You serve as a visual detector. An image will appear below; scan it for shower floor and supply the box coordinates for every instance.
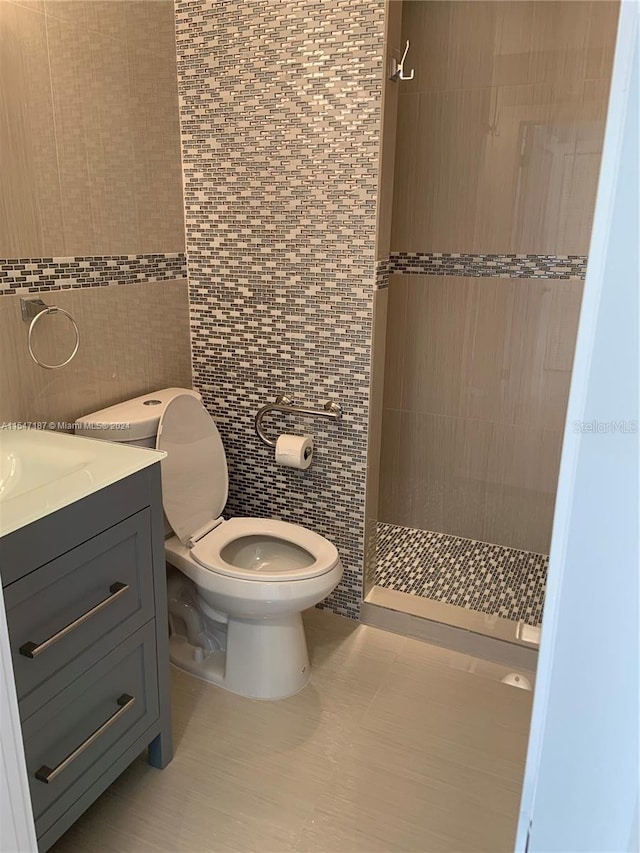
[375,522,547,626]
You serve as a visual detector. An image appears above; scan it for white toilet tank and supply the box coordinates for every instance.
[74,387,201,447]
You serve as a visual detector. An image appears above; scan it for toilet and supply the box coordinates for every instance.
[75,388,343,700]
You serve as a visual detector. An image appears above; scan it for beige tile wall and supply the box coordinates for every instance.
[375,0,618,554]
[0,0,185,258]
[0,280,192,426]
[390,0,619,255]
[379,274,583,554]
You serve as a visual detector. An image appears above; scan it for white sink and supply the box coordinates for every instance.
[0,432,93,501]
[0,428,165,537]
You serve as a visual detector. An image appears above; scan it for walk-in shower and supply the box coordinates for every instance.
[365,0,619,643]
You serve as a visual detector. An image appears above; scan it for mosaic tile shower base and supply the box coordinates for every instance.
[375,522,547,626]
[175,0,385,618]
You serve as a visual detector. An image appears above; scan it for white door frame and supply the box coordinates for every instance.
[516,1,639,850]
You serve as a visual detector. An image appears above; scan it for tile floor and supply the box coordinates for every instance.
[376,523,548,626]
[51,608,534,853]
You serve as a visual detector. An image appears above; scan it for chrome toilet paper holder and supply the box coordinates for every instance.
[254,395,343,448]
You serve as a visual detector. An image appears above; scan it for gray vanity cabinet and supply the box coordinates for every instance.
[0,464,172,852]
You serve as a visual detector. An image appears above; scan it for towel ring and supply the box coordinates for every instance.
[27,306,80,370]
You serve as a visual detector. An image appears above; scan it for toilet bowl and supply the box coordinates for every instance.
[76,389,343,700]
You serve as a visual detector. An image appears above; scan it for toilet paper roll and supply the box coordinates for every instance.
[275,434,314,470]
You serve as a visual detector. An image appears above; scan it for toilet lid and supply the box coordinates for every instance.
[156,394,228,545]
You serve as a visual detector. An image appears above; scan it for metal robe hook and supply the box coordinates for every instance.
[390,40,415,82]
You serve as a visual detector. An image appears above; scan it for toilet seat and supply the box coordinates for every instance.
[191,517,340,582]
[156,394,340,585]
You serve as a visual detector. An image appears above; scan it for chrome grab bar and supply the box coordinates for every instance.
[35,694,135,784]
[19,582,129,659]
[255,395,342,448]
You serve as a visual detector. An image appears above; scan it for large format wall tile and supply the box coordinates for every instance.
[0,1,190,439]
[407,86,493,254]
[128,36,186,255]
[390,275,582,430]
[392,79,610,255]
[482,419,561,553]
[391,0,618,256]
[46,12,137,255]
[386,91,419,251]
[398,1,535,95]
[175,0,385,618]
[0,0,184,257]
[379,274,582,553]
[379,1,618,553]
[379,408,562,554]
[0,280,192,426]
[399,1,617,99]
[0,2,64,257]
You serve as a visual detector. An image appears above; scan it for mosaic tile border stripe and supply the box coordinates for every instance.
[0,253,187,296]
[375,522,547,626]
[375,257,391,290]
[388,252,587,280]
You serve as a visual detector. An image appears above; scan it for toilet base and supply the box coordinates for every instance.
[169,611,311,700]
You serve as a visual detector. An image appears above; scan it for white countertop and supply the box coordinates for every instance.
[0,428,165,538]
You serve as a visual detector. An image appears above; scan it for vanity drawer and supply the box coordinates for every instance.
[4,509,155,703]
[24,622,159,836]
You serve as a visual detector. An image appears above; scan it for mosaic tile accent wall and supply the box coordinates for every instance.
[175,0,385,618]
[389,252,587,281]
[0,254,187,296]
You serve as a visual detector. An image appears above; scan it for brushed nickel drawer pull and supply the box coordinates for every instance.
[35,693,135,784]
[19,582,129,659]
